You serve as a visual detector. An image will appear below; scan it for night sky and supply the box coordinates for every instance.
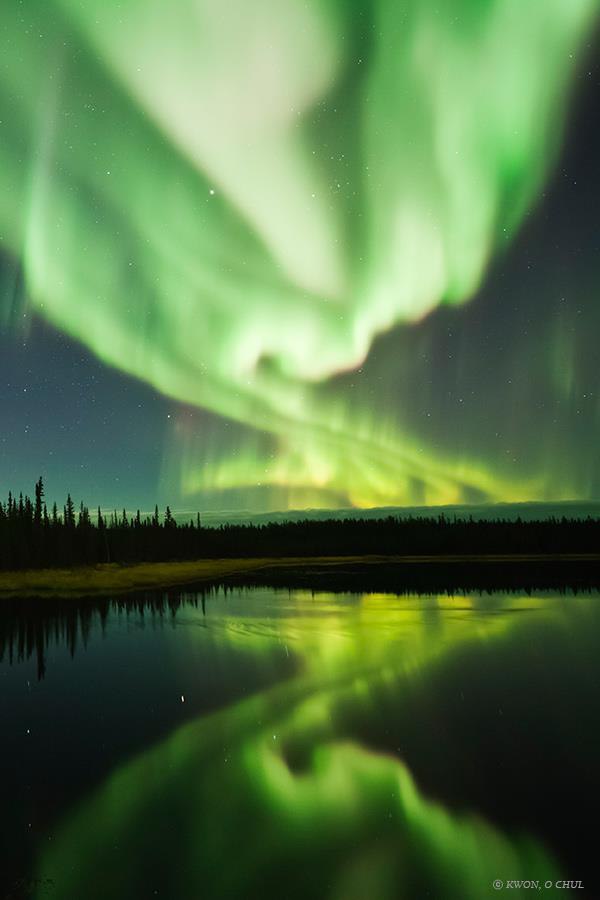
[0,1,598,514]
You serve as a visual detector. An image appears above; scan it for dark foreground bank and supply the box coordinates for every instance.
[1,553,600,598]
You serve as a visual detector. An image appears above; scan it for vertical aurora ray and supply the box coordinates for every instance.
[0,0,596,508]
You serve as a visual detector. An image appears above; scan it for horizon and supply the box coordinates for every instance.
[4,478,600,526]
[129,499,600,526]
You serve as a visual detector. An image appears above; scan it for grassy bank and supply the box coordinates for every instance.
[0,558,279,598]
[0,554,599,598]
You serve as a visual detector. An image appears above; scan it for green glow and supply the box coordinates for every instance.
[0,1,596,507]
[35,592,566,898]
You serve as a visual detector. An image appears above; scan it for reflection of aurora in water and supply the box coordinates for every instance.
[1,1,598,508]
[35,591,588,899]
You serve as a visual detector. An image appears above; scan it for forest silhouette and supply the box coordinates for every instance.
[1,478,599,571]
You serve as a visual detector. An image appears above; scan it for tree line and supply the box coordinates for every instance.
[0,478,599,570]
[0,478,199,569]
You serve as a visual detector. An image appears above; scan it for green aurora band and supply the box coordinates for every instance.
[0,0,597,508]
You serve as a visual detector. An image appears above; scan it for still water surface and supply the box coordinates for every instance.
[1,588,598,899]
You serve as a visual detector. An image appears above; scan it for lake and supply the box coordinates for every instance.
[1,587,598,899]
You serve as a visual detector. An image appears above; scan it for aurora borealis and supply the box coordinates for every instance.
[0,1,599,511]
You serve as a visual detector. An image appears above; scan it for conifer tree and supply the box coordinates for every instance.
[64,494,75,529]
[34,476,44,525]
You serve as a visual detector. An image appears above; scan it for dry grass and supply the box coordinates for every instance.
[0,553,596,598]
[0,558,277,598]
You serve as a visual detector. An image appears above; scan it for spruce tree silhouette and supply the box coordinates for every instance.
[0,480,599,578]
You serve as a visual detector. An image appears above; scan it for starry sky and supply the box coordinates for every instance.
[0,1,598,514]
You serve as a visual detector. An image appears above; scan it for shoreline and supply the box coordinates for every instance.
[1,554,600,598]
